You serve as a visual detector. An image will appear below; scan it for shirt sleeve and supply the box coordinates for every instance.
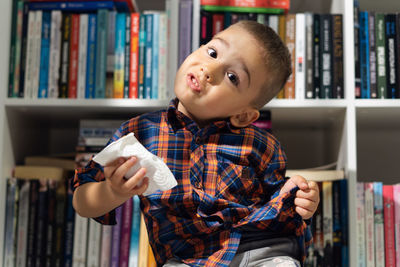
[71,119,133,225]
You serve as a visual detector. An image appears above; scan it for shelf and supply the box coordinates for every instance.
[355,100,400,130]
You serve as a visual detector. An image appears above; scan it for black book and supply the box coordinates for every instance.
[319,14,333,99]
[384,14,398,98]
[313,14,321,98]
[59,13,71,98]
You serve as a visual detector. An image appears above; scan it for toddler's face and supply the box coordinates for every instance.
[174,25,268,127]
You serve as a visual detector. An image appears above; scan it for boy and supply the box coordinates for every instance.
[72,21,319,266]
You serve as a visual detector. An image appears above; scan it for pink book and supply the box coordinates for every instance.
[393,184,400,267]
[118,198,133,267]
[383,185,396,267]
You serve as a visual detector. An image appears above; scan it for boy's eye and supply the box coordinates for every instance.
[227,73,239,86]
[207,48,217,58]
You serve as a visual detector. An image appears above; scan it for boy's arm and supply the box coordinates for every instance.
[72,156,148,219]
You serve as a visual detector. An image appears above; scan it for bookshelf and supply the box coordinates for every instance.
[0,0,399,266]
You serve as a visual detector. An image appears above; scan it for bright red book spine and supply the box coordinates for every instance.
[129,13,139,98]
[383,185,396,267]
[68,14,79,98]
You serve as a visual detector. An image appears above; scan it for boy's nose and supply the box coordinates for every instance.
[200,64,222,83]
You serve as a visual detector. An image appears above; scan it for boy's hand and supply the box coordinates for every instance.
[103,156,149,199]
[279,175,320,220]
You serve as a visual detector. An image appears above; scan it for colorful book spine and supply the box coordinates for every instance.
[123,14,131,98]
[95,9,109,98]
[384,14,398,99]
[59,13,71,98]
[68,14,79,98]
[113,12,126,98]
[364,182,375,267]
[383,185,396,267]
[295,13,306,100]
[319,14,332,99]
[48,10,62,98]
[129,196,141,266]
[38,11,51,98]
[151,12,160,99]
[332,14,344,99]
[138,14,146,99]
[106,10,116,98]
[144,13,153,99]
[158,13,168,100]
[375,13,387,99]
[129,13,140,98]
[284,14,295,99]
[32,10,43,99]
[373,182,385,267]
[110,206,122,267]
[86,14,97,98]
[359,11,370,99]
[368,12,377,98]
[305,12,314,99]
[77,13,88,99]
[393,184,400,267]
[192,0,201,51]
[28,1,115,11]
[119,198,133,267]
[356,182,366,267]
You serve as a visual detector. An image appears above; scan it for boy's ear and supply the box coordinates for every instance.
[230,109,260,128]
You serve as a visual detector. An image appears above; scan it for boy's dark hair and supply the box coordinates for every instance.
[234,20,292,109]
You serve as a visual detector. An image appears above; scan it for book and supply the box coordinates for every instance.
[331,14,343,99]
[332,180,342,267]
[35,179,49,266]
[3,178,18,267]
[178,0,193,66]
[192,0,201,51]
[285,169,344,182]
[151,12,160,100]
[359,11,370,99]
[373,182,385,267]
[283,13,295,99]
[368,12,377,98]
[18,2,30,98]
[86,13,97,98]
[384,14,398,99]
[38,11,51,98]
[200,0,290,10]
[77,13,88,99]
[305,12,314,99]
[123,13,131,98]
[14,165,65,180]
[158,12,168,100]
[53,180,67,266]
[374,13,387,99]
[8,0,19,98]
[119,198,133,267]
[48,10,62,98]
[72,214,89,267]
[68,14,80,98]
[393,184,400,267]
[95,9,109,98]
[313,13,321,98]
[86,219,102,267]
[319,14,332,99]
[353,2,361,98]
[144,13,153,99]
[294,13,306,100]
[100,225,113,267]
[12,0,25,98]
[26,180,39,267]
[16,180,30,267]
[339,179,348,267]
[364,182,375,267]
[59,13,71,98]
[113,12,126,98]
[166,0,180,97]
[356,182,366,267]
[382,185,396,267]
[110,206,122,267]
[138,13,146,99]
[129,12,140,98]
[322,181,333,267]
[28,1,116,11]
[106,10,116,98]
[138,213,149,267]
[25,155,76,170]
[129,195,141,266]
[64,180,76,267]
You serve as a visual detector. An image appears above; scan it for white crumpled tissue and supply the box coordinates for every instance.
[93,132,177,196]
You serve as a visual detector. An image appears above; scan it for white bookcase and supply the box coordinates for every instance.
[0,0,399,266]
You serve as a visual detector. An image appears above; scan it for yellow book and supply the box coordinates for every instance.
[13,165,65,180]
[138,214,149,267]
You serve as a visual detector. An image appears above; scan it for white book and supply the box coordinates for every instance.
[268,15,279,33]
[72,214,88,267]
[373,182,385,267]
[86,218,102,267]
[322,181,333,253]
[48,10,62,98]
[158,12,168,100]
[305,13,314,98]
[356,182,366,267]
[364,183,375,267]
[77,14,88,99]
[24,11,36,99]
[4,178,18,267]
[165,0,179,99]
[295,13,306,100]
[16,180,30,267]
[191,0,200,52]
[31,10,43,99]
[100,225,113,267]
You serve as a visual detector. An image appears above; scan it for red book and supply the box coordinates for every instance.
[383,185,396,267]
[129,13,139,98]
[212,13,224,36]
[68,14,79,98]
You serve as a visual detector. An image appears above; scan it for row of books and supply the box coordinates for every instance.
[356,182,400,267]
[7,2,173,100]
[200,10,344,99]
[354,10,400,99]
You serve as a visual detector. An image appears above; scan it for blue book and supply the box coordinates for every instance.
[28,1,114,11]
[114,12,126,98]
[144,13,153,99]
[339,179,349,267]
[129,195,141,266]
[95,9,108,98]
[359,11,371,99]
[38,11,51,98]
[123,14,131,98]
[138,14,147,99]
[86,14,97,98]
[151,12,159,99]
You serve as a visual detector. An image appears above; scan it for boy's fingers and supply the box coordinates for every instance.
[111,157,137,182]
[131,177,149,195]
[122,167,147,190]
[296,188,319,202]
[289,175,309,190]
[295,206,313,220]
[294,197,316,212]
[104,157,126,179]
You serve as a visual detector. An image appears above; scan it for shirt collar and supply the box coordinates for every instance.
[166,98,241,134]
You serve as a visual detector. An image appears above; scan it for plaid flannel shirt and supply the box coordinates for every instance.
[73,98,312,266]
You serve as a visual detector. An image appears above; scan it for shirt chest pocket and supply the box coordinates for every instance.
[216,162,260,205]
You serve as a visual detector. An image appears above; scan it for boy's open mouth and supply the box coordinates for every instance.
[187,73,201,93]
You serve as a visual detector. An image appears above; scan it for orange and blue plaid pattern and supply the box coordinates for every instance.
[73,98,312,266]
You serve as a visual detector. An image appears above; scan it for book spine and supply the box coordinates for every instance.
[364,182,375,267]
[332,181,342,267]
[32,10,43,99]
[295,13,306,100]
[284,14,295,99]
[24,11,36,99]
[16,180,30,267]
[100,225,113,267]
[158,13,168,100]
[18,2,29,98]
[45,180,56,267]
[106,10,116,98]
[53,181,66,266]
[313,182,324,261]
[383,185,396,267]
[7,0,18,97]
[268,15,279,33]
[359,11,370,99]
[339,179,349,267]
[332,14,344,99]
[319,14,332,99]
[396,14,400,98]
[38,11,51,98]
[86,14,97,99]
[313,14,320,99]
[64,181,76,267]
[3,178,18,267]
[373,182,385,267]
[151,12,160,99]
[165,0,180,98]
[110,206,122,267]
[86,219,102,267]
[305,13,314,99]
[26,180,39,267]
[114,12,126,98]
[28,1,115,11]
[368,12,377,98]
[119,199,133,267]
[138,14,146,99]
[276,14,286,99]
[322,181,333,267]
[375,13,387,99]
[48,10,62,98]
[68,14,79,98]
[72,214,88,267]
[393,184,400,267]
[191,0,201,51]
[385,14,397,99]
[129,13,140,98]
[178,0,193,66]
[129,196,141,266]
[59,13,71,98]
[77,14,88,99]
[95,9,108,98]
[123,14,131,98]
[356,182,366,267]
[199,10,212,45]
[144,13,153,99]
[13,1,24,98]
[35,180,49,267]
[354,3,361,98]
